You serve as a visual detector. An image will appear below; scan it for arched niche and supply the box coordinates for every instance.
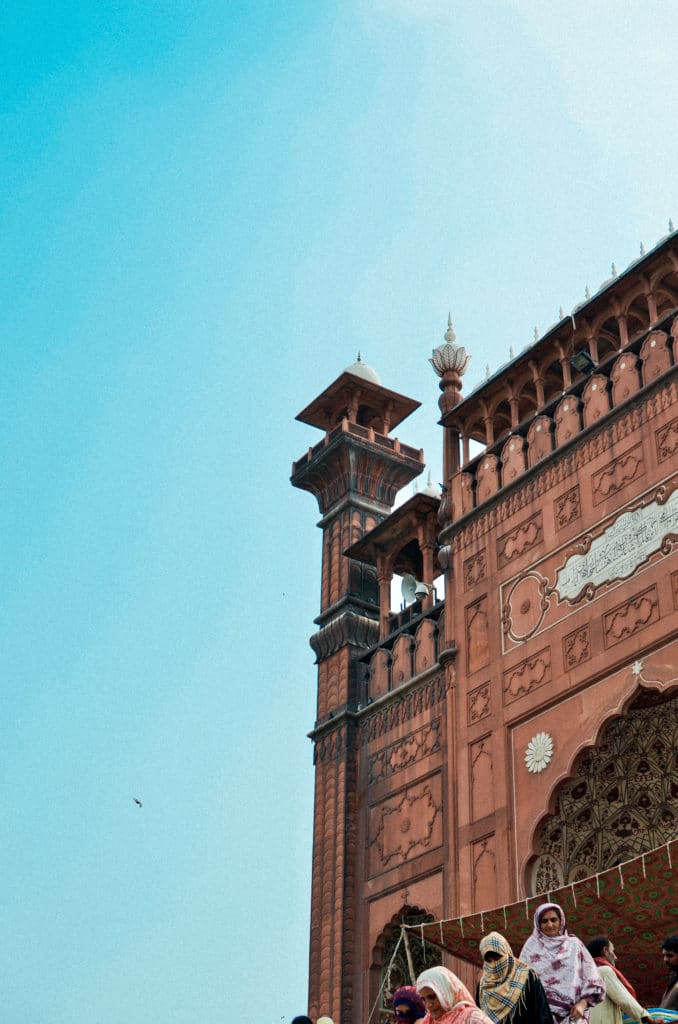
[526,689,678,895]
[371,906,442,1024]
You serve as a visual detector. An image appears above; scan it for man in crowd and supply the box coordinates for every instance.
[660,936,678,1011]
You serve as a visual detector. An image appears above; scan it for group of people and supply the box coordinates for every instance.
[390,903,678,1024]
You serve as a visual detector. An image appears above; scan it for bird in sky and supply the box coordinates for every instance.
[133,798,143,807]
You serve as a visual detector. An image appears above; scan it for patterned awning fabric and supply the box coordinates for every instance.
[403,841,678,1006]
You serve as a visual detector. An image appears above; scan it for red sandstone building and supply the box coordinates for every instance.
[291,232,678,1023]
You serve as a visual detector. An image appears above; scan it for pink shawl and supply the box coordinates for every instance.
[416,967,494,1024]
[518,902,604,1023]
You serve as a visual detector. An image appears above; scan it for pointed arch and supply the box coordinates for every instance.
[526,688,678,894]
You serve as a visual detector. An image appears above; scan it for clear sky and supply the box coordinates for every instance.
[1,2,677,1021]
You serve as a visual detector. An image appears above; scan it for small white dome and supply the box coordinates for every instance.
[421,471,441,498]
[345,352,381,385]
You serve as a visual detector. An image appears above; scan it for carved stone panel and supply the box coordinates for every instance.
[472,834,497,911]
[531,694,678,889]
[369,775,443,875]
[610,352,642,406]
[562,624,591,671]
[503,647,551,705]
[640,330,671,385]
[591,443,645,506]
[464,549,487,591]
[527,415,554,467]
[554,485,581,530]
[470,738,494,821]
[582,374,611,428]
[501,435,526,487]
[368,719,442,785]
[497,512,543,569]
[502,571,549,642]
[476,454,500,506]
[603,584,660,648]
[467,681,491,726]
[554,395,581,447]
[656,416,678,464]
[466,596,490,675]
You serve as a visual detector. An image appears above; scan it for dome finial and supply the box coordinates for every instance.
[670,218,675,233]
[429,313,470,413]
[585,285,591,299]
[640,241,646,256]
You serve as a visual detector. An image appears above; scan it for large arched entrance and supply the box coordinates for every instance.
[372,907,442,1024]
[528,690,678,894]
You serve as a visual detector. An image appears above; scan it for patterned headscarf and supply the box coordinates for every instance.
[416,966,475,1011]
[478,932,532,1022]
[393,985,427,1020]
[518,903,604,1022]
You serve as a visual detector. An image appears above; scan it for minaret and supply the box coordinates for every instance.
[291,356,424,1023]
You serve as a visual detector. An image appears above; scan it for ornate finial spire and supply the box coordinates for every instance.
[640,241,646,256]
[611,262,617,277]
[585,285,591,299]
[509,345,514,359]
[670,218,675,233]
[429,313,470,414]
[533,326,539,342]
[559,306,564,320]
[486,364,491,379]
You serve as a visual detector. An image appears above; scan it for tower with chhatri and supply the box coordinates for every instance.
[292,231,678,1024]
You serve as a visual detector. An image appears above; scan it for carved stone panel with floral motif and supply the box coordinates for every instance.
[368,719,442,785]
[503,647,551,705]
[656,416,678,464]
[464,549,487,591]
[467,681,491,725]
[369,775,443,875]
[497,512,543,570]
[591,443,645,506]
[603,584,660,648]
[562,624,591,670]
[555,486,581,530]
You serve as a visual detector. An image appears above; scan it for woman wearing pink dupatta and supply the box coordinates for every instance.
[518,902,604,1024]
[416,966,494,1024]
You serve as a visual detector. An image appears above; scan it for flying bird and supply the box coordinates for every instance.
[133,798,143,807]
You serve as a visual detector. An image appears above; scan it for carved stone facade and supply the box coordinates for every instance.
[530,693,678,891]
[292,237,678,1024]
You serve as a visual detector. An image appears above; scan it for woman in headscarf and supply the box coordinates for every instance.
[478,931,554,1024]
[416,965,493,1024]
[518,903,604,1023]
[392,985,427,1022]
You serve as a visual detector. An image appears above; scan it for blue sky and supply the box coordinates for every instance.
[1,2,677,1021]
